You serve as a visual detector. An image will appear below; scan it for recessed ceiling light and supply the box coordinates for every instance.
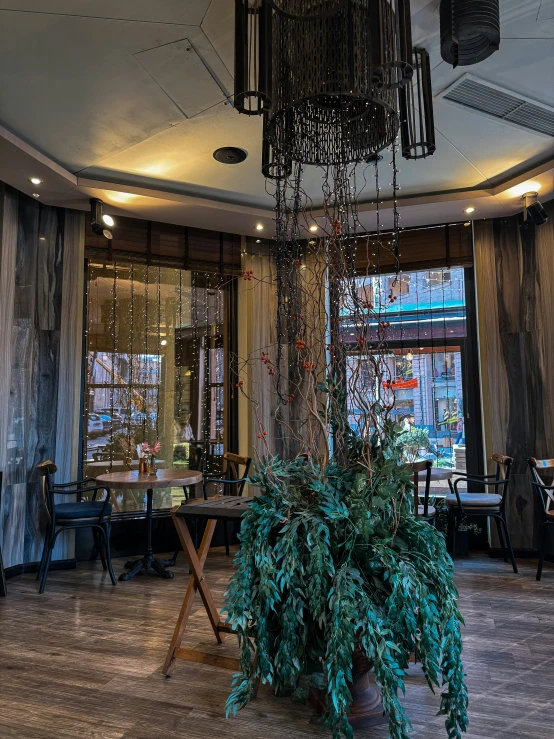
[160,339,168,346]
[255,239,261,243]
[255,223,264,231]
[213,147,248,164]
[30,177,42,185]
[32,193,40,198]
[309,224,318,232]
[464,206,475,214]
[506,181,542,198]
[102,214,115,227]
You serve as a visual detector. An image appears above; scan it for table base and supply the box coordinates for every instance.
[120,553,175,581]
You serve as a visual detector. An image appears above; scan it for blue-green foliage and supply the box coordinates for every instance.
[224,425,468,739]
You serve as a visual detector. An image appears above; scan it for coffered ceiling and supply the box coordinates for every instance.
[0,0,552,236]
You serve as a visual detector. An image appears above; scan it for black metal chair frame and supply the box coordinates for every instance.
[202,453,252,555]
[528,458,554,581]
[447,454,517,573]
[0,471,6,597]
[410,459,435,523]
[37,462,117,593]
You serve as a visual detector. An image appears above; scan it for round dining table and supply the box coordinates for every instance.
[95,469,203,581]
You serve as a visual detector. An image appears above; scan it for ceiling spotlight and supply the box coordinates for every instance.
[90,198,114,239]
[160,339,168,346]
[464,206,475,214]
[255,223,264,231]
[102,214,115,227]
[32,193,40,198]
[255,239,261,243]
[523,192,548,227]
[30,177,42,185]
[309,224,318,232]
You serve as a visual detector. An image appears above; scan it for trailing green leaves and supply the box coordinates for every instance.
[224,441,468,739]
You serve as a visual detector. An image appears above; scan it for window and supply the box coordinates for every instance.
[84,264,227,512]
[387,274,410,298]
[344,266,469,478]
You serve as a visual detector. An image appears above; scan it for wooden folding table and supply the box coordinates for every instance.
[162,496,254,677]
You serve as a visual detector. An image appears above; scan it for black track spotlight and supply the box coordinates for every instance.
[90,198,115,239]
[523,192,549,227]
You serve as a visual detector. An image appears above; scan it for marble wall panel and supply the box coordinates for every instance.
[475,200,554,552]
[0,183,84,570]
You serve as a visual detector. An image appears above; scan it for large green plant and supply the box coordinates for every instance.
[224,422,468,739]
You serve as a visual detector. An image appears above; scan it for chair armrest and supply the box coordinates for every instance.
[53,478,96,488]
[530,480,554,491]
[450,472,496,481]
[453,477,507,490]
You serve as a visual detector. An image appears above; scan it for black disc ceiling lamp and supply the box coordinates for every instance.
[440,0,500,68]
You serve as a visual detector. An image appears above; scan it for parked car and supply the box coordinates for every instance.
[130,411,157,427]
[88,413,104,437]
[99,409,123,428]
[98,411,122,430]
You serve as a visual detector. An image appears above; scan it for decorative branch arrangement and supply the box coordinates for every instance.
[227,1,476,736]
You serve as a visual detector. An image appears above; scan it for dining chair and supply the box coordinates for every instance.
[409,459,436,524]
[36,461,117,593]
[528,458,554,581]
[446,453,517,572]
[0,471,6,597]
[203,452,252,555]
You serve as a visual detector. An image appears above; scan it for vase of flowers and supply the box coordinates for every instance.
[140,440,161,476]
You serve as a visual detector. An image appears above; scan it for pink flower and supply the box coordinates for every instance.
[142,440,161,457]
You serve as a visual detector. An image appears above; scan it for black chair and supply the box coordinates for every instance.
[409,459,436,524]
[0,471,6,597]
[203,452,252,555]
[446,453,517,573]
[36,461,117,593]
[528,458,554,581]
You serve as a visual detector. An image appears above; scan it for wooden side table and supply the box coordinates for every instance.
[95,469,203,581]
[163,497,254,677]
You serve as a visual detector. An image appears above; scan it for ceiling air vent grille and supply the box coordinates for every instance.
[438,75,554,137]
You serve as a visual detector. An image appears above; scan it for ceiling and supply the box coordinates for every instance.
[0,0,553,237]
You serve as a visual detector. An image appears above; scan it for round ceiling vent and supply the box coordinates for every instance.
[213,147,248,164]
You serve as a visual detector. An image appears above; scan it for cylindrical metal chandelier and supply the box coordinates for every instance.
[266,0,413,165]
[440,0,500,68]
[399,48,436,160]
[234,0,272,115]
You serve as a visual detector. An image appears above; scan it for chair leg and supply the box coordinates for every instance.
[499,516,518,574]
[39,542,54,594]
[537,521,549,581]
[447,509,456,557]
[36,531,50,581]
[93,528,108,571]
[494,517,508,563]
[98,524,117,586]
[224,521,230,556]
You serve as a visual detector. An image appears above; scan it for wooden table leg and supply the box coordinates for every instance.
[163,508,220,676]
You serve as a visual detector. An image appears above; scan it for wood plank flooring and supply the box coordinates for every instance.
[1,551,553,739]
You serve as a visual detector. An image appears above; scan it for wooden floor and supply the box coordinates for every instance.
[1,551,553,739]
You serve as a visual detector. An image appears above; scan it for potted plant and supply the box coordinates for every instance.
[224,418,468,739]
